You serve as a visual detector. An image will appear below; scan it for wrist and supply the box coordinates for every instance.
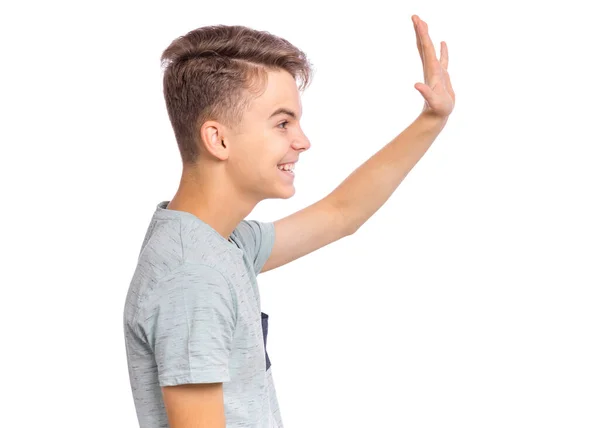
[417,110,449,129]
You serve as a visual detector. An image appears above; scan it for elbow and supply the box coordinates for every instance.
[337,206,358,237]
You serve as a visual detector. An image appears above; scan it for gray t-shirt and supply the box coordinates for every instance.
[123,201,282,427]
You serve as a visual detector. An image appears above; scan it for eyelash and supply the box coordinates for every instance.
[277,120,289,130]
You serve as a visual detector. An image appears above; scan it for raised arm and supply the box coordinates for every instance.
[261,16,454,274]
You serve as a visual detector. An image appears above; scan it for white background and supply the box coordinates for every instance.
[1,0,599,427]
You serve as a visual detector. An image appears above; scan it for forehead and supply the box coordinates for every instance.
[248,69,302,118]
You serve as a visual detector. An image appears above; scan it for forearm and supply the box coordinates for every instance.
[328,112,448,234]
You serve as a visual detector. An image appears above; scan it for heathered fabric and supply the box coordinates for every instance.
[123,201,282,428]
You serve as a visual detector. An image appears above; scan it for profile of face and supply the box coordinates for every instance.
[223,69,311,202]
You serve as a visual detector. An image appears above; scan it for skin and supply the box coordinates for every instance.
[162,14,455,427]
[167,68,310,240]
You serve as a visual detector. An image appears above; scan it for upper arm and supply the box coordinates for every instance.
[146,265,235,387]
[260,197,352,274]
[162,383,226,428]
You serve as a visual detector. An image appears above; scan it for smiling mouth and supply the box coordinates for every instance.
[278,168,294,176]
[277,162,296,177]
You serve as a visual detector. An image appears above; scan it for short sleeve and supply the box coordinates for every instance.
[232,220,275,274]
[143,264,237,387]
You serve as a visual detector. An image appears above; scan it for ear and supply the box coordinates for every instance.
[198,120,229,161]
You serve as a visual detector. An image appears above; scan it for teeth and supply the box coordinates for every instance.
[277,163,295,172]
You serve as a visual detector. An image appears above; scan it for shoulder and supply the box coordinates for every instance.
[137,263,238,336]
[137,263,236,320]
[158,263,234,296]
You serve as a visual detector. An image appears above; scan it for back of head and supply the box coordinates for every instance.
[161,25,313,165]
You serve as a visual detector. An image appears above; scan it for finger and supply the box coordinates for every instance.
[440,41,449,70]
[439,63,455,101]
[445,72,455,100]
[412,15,423,63]
[418,19,438,73]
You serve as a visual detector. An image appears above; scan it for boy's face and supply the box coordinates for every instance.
[225,69,310,201]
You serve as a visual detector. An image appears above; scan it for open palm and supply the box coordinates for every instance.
[412,15,455,118]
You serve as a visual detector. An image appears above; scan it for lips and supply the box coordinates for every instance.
[277,161,296,172]
[277,165,295,179]
[277,159,298,166]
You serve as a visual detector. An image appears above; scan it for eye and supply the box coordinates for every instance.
[277,120,289,130]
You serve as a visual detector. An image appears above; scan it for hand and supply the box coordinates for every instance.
[412,15,455,119]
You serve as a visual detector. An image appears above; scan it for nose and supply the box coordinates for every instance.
[292,129,311,152]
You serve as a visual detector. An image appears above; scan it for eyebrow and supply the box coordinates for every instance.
[268,107,299,120]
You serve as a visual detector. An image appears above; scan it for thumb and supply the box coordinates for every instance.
[414,82,433,101]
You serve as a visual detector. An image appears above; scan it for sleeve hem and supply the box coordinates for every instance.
[159,370,230,387]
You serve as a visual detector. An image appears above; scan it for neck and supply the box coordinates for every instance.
[167,163,257,240]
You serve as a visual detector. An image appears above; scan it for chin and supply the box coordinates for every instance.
[281,187,295,199]
[275,184,295,199]
[267,183,295,200]
[267,169,296,199]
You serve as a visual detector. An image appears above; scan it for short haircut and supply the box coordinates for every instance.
[161,25,314,164]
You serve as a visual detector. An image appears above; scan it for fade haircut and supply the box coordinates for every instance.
[160,25,314,165]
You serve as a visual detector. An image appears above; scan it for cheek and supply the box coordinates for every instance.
[228,151,254,181]
[231,148,272,181]
[255,137,288,166]
[232,134,288,178]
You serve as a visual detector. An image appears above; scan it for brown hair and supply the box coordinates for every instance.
[160,25,314,165]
